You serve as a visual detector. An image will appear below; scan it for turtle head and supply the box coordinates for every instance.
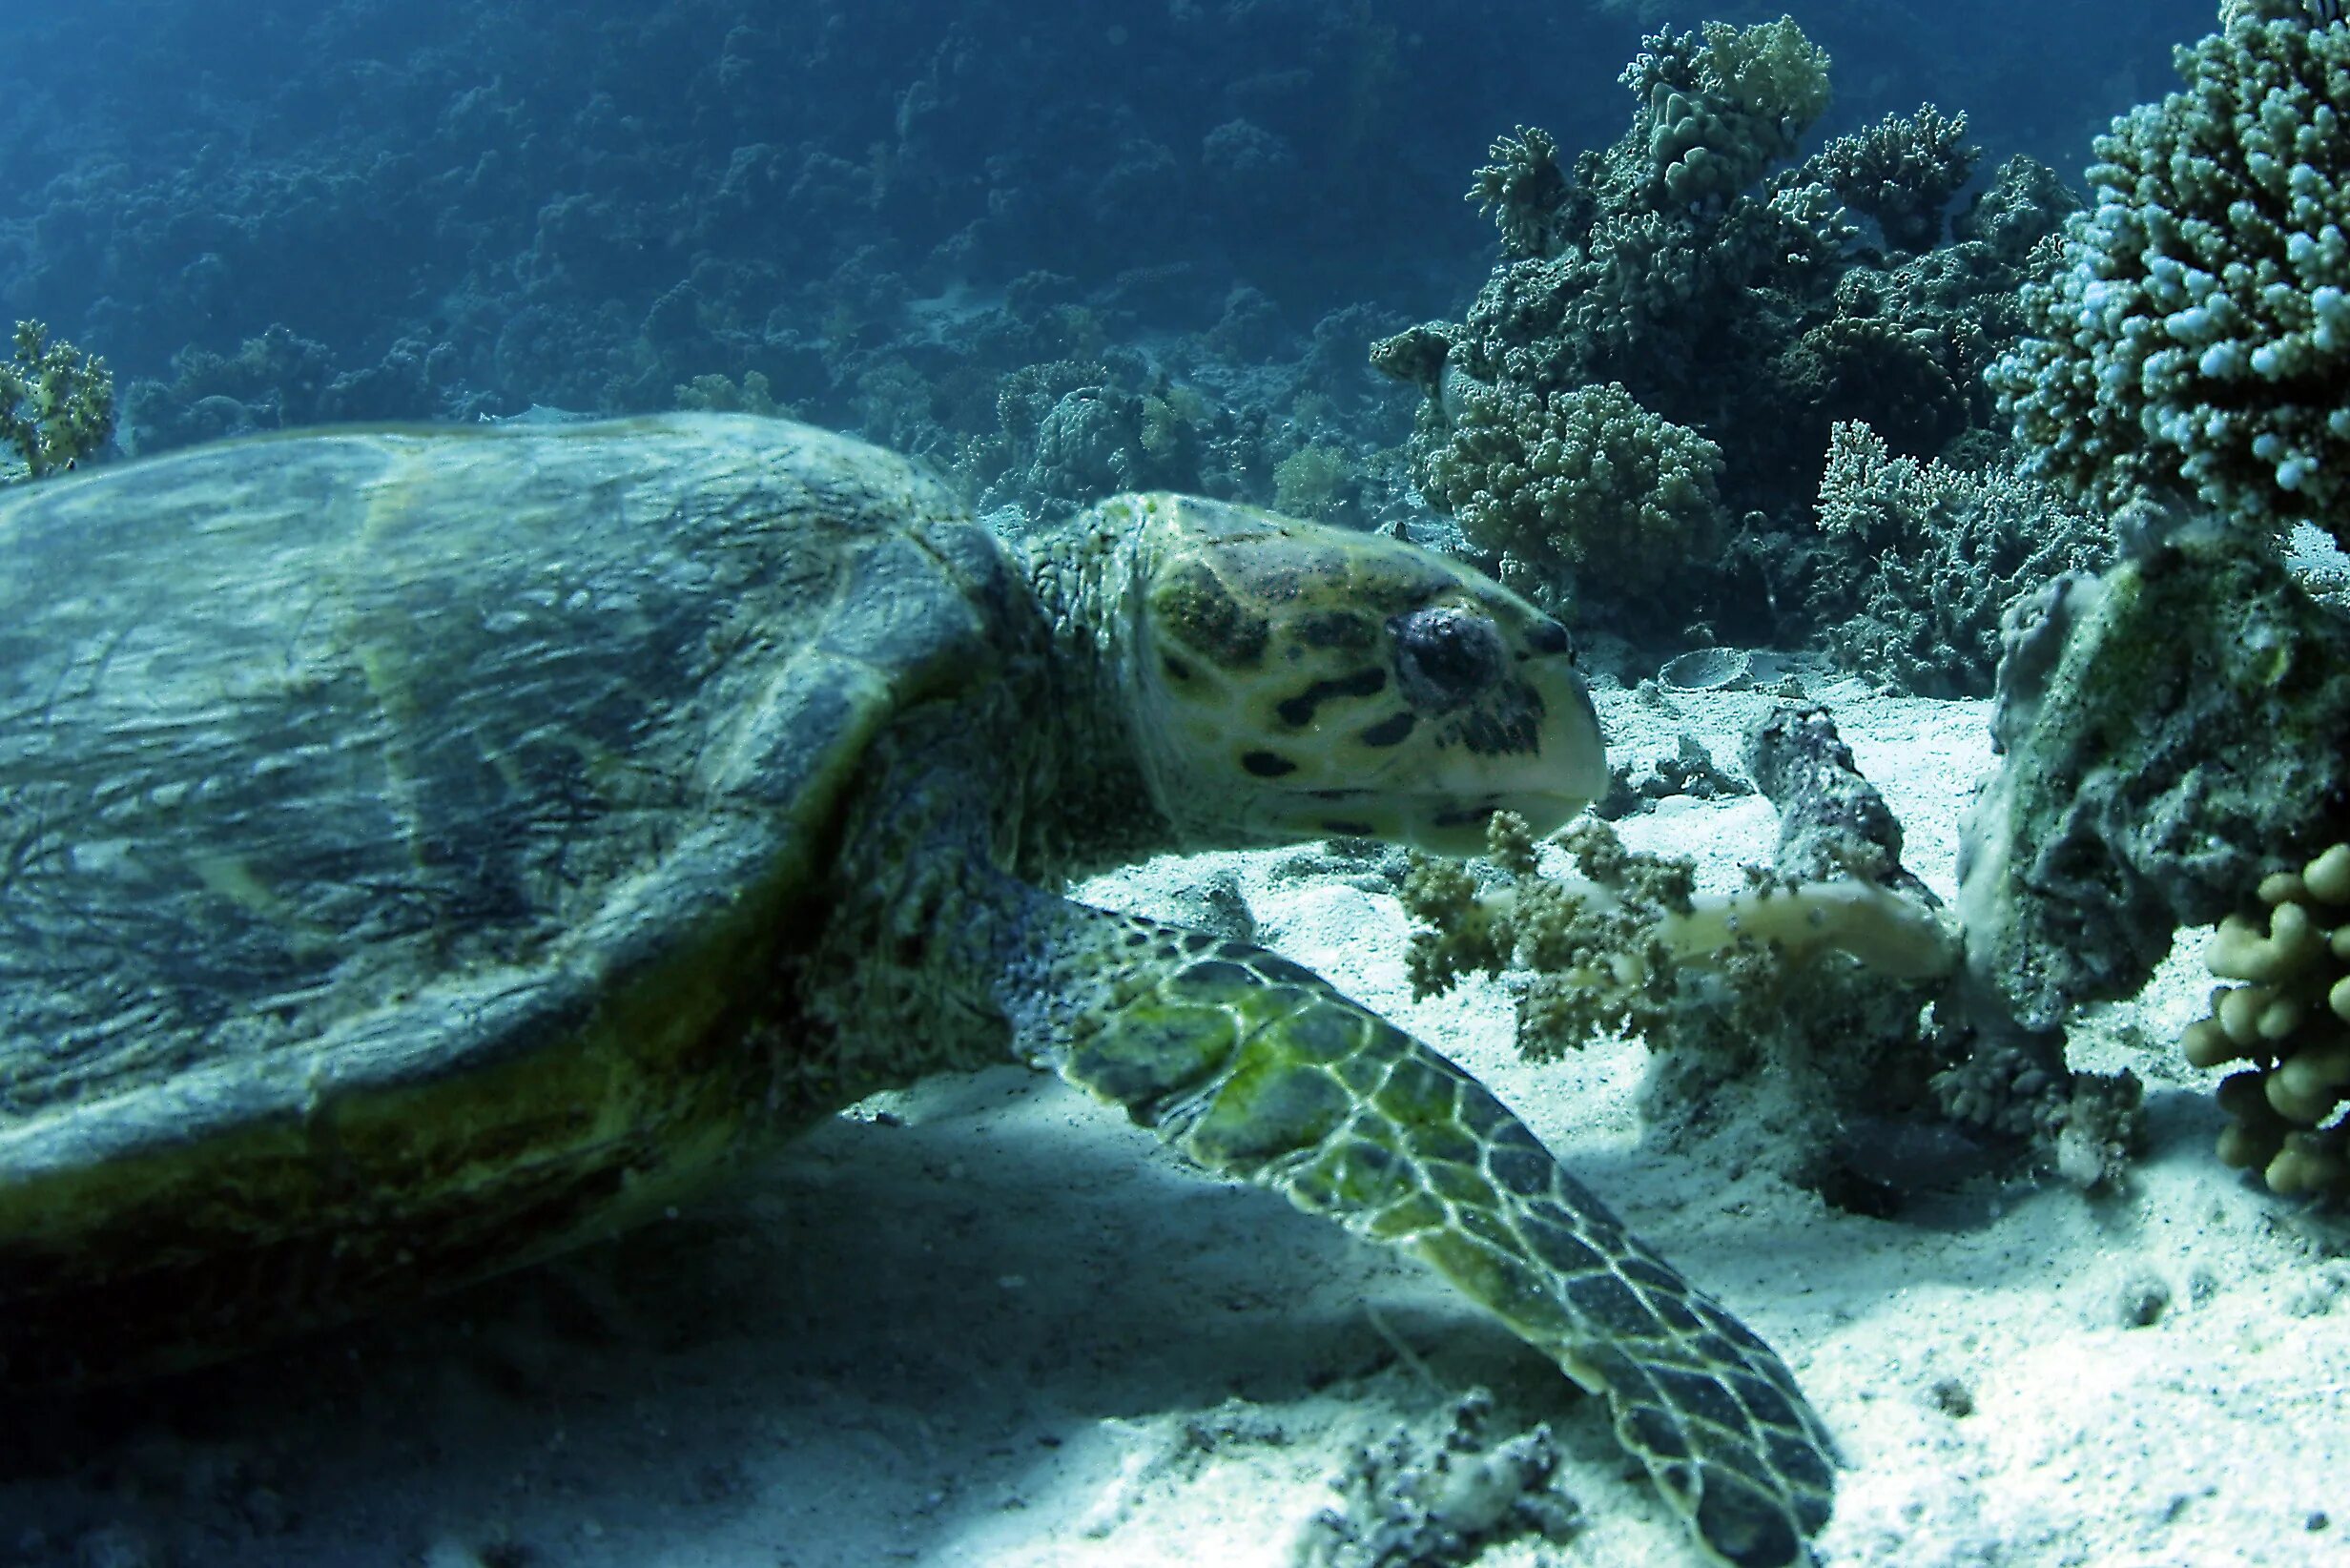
[1098,494,1607,856]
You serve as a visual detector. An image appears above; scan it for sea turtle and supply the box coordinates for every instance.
[0,414,1835,1564]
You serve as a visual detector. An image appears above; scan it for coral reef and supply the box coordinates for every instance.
[1412,380,1724,605]
[6,1,1668,473]
[1402,808,1949,1063]
[121,323,479,453]
[0,0,2202,565]
[1928,1037,2148,1191]
[1989,4,2350,543]
[2184,840,2350,1199]
[1271,444,1357,524]
[1401,708,1958,1192]
[1808,420,2112,696]
[1377,17,2066,645]
[1812,106,1980,253]
[0,321,114,481]
[1633,16,1832,210]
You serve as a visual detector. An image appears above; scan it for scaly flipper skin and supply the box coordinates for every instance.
[1004,897,1837,1568]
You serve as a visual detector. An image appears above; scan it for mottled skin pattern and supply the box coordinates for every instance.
[1024,918,1837,1567]
[0,417,1832,1564]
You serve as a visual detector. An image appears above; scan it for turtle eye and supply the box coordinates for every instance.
[1391,606,1504,712]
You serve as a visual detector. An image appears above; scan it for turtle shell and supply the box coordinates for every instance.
[0,413,1021,1380]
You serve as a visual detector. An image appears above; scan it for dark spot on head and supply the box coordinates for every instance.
[1155,561,1268,667]
[1241,750,1297,778]
[1392,607,1506,712]
[1161,654,1195,683]
[1358,711,1416,748]
[1295,610,1377,650]
[1321,819,1377,836]
[1275,666,1387,728]
[1181,931,1218,953]
[1453,682,1545,755]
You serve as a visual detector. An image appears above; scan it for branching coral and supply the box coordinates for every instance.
[674,369,787,416]
[2223,1,2345,27]
[1949,154,2081,263]
[1808,420,2111,696]
[1466,126,1574,261]
[2184,840,2350,1199]
[1413,380,1724,602]
[1379,17,2049,644]
[1629,16,1833,209]
[1930,1039,2148,1191]
[1775,315,1968,455]
[1271,443,1355,521]
[959,359,1214,514]
[1432,16,1841,400]
[1988,4,2350,543]
[1401,811,1954,1065]
[1403,709,1988,1199]
[1812,106,1979,253]
[1,321,114,482]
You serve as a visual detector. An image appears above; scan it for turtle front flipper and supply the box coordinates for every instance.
[1000,898,1837,1568]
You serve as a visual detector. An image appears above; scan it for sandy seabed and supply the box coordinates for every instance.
[5,673,2345,1568]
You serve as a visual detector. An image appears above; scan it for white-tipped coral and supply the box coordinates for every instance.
[2183,839,2350,1197]
[1988,5,2350,542]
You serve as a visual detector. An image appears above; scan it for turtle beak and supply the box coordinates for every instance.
[1522,656,1609,829]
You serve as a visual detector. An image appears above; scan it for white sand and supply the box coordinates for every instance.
[7,676,2346,1568]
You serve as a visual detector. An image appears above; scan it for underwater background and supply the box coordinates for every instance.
[0,1,2212,504]
[6,5,2350,1568]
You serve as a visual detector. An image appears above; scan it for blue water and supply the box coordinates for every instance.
[0,0,2216,437]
